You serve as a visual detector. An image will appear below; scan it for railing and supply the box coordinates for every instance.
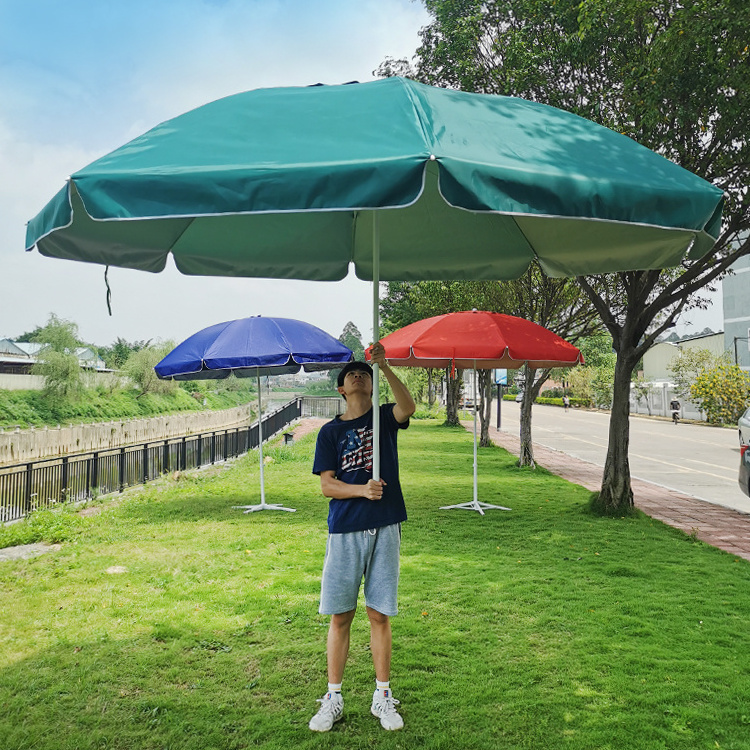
[0,397,338,523]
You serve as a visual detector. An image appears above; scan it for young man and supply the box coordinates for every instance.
[309,341,415,732]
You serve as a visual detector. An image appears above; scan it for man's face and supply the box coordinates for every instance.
[338,368,373,398]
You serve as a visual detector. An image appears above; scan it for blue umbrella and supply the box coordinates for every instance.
[155,316,352,512]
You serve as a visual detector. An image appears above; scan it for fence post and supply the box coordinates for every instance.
[24,462,33,514]
[142,443,149,485]
[211,433,216,464]
[85,456,92,499]
[163,440,170,473]
[92,452,99,493]
[119,447,126,493]
[181,437,187,471]
[197,434,203,467]
[61,456,69,504]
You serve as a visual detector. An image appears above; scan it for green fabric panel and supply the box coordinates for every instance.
[24,77,725,280]
[412,83,723,232]
[25,184,72,250]
[72,79,429,219]
[34,187,187,273]
[516,216,696,277]
[172,211,353,280]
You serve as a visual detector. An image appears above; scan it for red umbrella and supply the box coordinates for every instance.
[373,310,584,370]
[368,310,583,515]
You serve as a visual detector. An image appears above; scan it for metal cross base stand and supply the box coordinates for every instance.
[440,500,511,516]
[232,503,296,514]
[232,371,296,514]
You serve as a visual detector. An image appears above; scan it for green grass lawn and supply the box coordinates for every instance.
[1,420,749,750]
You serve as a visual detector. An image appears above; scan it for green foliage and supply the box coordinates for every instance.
[30,313,82,352]
[303,380,340,397]
[30,314,85,403]
[0,506,89,547]
[669,347,729,400]
[338,321,365,360]
[123,342,177,397]
[0,385,256,430]
[328,321,366,388]
[591,360,616,409]
[33,350,83,402]
[97,337,151,369]
[567,365,595,406]
[577,333,615,369]
[690,362,750,424]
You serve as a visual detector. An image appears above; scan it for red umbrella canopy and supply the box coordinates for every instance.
[369,310,584,370]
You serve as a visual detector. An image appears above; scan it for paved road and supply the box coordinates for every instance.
[493,400,750,514]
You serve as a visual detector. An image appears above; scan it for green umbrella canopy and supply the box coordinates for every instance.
[26,76,724,281]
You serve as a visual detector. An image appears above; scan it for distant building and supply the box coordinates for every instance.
[0,338,35,374]
[0,340,107,375]
[722,253,750,372]
[642,332,725,383]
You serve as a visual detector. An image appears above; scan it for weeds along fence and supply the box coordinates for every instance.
[0,397,342,523]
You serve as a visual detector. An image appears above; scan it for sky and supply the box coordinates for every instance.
[0,0,430,348]
[0,0,723,350]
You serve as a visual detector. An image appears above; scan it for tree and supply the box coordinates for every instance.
[668,347,727,400]
[499,264,602,466]
[690,363,750,425]
[328,322,366,389]
[30,314,84,402]
[99,337,151,370]
[395,0,750,513]
[124,343,177,397]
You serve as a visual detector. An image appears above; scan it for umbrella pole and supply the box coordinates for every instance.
[234,371,296,513]
[257,371,266,506]
[441,365,511,515]
[473,364,481,513]
[372,212,381,482]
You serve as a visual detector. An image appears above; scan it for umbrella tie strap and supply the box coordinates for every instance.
[104,265,112,316]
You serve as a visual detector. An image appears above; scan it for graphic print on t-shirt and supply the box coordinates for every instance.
[341,426,373,472]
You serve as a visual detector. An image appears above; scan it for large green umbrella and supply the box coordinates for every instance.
[25,76,724,476]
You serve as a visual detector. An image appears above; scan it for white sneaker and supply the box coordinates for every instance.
[308,691,343,732]
[371,689,404,730]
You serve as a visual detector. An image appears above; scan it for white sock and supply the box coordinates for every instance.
[328,682,342,696]
[376,680,390,696]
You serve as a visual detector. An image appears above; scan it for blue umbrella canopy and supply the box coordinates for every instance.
[154,316,353,380]
[154,316,352,514]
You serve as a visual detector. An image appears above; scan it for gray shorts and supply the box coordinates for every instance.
[319,523,401,617]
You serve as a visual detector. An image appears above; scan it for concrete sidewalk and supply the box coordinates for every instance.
[480,422,750,562]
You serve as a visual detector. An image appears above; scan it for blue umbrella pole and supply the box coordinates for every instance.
[233,371,296,513]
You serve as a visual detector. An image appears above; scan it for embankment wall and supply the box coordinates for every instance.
[0,405,253,466]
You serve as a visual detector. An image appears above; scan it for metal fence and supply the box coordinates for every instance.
[300,397,342,419]
[0,397,330,523]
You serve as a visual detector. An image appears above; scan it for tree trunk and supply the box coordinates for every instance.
[591,355,635,515]
[517,365,536,468]
[444,368,463,426]
[478,369,493,447]
[428,369,436,406]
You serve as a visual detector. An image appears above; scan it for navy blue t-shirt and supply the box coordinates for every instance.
[312,403,409,533]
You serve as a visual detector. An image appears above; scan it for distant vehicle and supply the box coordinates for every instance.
[739,445,750,497]
[515,392,524,403]
[739,407,750,446]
